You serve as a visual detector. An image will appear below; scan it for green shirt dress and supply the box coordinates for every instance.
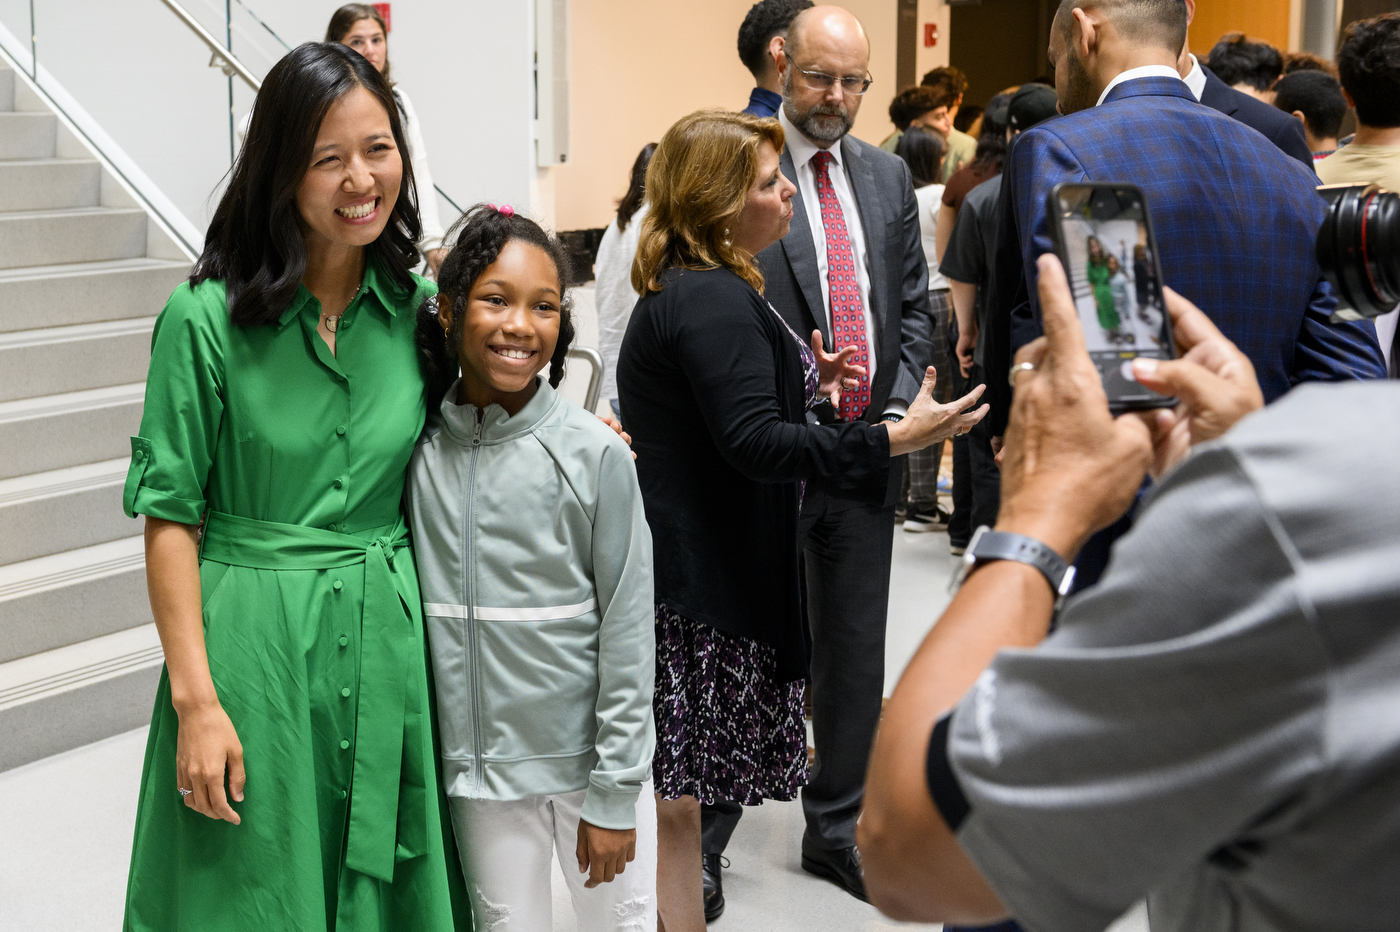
[121,260,469,931]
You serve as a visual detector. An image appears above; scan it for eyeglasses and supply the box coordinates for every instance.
[785,53,873,96]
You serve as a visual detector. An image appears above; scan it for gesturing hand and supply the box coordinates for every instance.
[886,366,989,456]
[576,819,637,889]
[811,330,868,405]
[997,255,1153,560]
[175,701,245,824]
[1129,287,1263,478]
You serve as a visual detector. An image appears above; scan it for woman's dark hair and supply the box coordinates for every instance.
[953,104,983,134]
[617,143,657,233]
[326,4,391,84]
[1207,32,1283,92]
[894,125,947,189]
[192,43,421,326]
[416,205,576,408]
[970,91,1013,173]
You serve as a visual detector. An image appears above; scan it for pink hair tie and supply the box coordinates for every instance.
[484,202,515,218]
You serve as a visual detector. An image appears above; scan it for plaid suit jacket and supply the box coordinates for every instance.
[999,77,1385,406]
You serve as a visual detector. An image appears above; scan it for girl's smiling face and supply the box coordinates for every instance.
[443,239,562,416]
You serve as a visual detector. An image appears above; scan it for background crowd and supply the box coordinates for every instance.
[117,1,1400,932]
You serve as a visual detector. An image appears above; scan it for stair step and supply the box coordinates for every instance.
[0,383,144,479]
[0,458,140,564]
[0,536,148,664]
[0,159,100,212]
[0,623,161,771]
[0,316,154,402]
[0,65,13,112]
[0,206,146,270]
[0,258,188,332]
[0,111,56,159]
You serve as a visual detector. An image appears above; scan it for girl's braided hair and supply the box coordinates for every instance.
[416,204,575,409]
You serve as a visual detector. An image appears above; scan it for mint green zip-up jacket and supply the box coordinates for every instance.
[406,378,656,830]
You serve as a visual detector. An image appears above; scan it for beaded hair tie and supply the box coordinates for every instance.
[485,203,516,218]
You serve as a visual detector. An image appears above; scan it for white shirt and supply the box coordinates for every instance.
[915,184,949,291]
[1183,54,1207,101]
[778,106,878,388]
[1096,65,1185,107]
[593,204,647,405]
[394,86,445,253]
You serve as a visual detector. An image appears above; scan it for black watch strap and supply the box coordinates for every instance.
[949,525,1076,603]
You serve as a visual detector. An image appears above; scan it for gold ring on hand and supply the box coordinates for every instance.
[1008,361,1037,387]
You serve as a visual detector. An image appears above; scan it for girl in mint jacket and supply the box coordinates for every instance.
[408,205,657,931]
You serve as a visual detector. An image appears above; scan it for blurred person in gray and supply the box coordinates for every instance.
[594,142,656,421]
[861,253,1400,931]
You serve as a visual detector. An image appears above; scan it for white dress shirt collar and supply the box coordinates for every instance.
[779,105,843,172]
[1183,54,1207,101]
[1096,64,1185,107]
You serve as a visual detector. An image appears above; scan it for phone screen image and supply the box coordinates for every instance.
[1052,185,1175,409]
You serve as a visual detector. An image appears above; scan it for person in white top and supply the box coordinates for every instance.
[328,4,448,274]
[893,125,953,533]
[593,143,656,420]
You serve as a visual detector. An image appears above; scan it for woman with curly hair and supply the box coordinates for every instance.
[616,109,987,929]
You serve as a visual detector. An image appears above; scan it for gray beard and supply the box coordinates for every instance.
[782,75,853,144]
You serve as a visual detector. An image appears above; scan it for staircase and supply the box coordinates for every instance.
[0,60,191,771]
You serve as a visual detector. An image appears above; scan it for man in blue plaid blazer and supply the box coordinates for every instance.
[988,0,1385,429]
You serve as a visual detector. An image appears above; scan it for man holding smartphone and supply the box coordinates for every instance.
[859,253,1400,929]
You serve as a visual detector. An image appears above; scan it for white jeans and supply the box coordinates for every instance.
[449,782,657,932]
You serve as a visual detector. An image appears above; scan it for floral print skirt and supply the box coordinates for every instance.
[652,603,808,805]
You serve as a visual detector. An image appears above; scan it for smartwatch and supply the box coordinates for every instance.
[881,413,904,424]
[949,525,1077,609]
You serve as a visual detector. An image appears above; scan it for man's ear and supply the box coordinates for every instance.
[1071,7,1098,61]
[1290,109,1307,126]
[771,35,787,79]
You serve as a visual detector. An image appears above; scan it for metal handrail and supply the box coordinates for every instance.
[156,0,259,90]
[566,347,605,414]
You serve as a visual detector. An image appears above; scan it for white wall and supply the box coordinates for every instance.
[0,0,537,240]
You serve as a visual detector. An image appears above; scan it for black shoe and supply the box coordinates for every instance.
[702,853,727,922]
[800,840,867,902]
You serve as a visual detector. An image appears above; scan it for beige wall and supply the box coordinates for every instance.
[555,0,902,231]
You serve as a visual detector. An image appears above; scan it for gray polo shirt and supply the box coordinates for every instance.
[928,381,1400,932]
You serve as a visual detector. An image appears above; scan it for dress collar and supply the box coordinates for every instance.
[438,376,561,446]
[779,105,843,172]
[277,253,405,329]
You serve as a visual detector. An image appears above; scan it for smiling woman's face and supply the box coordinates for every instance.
[295,85,401,256]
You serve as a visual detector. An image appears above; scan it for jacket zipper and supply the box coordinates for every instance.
[467,411,485,794]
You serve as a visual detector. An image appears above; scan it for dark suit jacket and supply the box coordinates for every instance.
[1199,65,1314,170]
[982,77,1384,437]
[756,133,934,504]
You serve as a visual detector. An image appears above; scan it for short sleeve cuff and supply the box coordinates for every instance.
[927,714,970,831]
[124,436,205,524]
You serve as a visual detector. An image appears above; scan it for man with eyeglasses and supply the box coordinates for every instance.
[698,3,947,911]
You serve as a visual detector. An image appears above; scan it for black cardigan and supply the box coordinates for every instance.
[617,266,891,681]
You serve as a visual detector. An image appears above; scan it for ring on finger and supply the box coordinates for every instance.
[178,787,193,797]
[1008,361,1037,387]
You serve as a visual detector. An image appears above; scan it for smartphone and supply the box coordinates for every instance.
[1046,182,1177,412]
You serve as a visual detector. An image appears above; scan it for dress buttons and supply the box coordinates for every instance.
[333,478,344,490]
[339,635,349,647]
[134,450,145,461]
[333,579,343,591]
[339,739,350,750]
[336,425,347,436]
[341,687,352,698]
[341,789,348,799]
[328,523,339,532]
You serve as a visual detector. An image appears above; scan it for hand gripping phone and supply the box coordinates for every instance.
[1046,182,1177,412]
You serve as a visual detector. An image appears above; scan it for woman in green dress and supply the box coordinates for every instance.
[121,43,467,931]
[1085,235,1120,334]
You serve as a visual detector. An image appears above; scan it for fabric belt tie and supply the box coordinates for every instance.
[199,510,419,884]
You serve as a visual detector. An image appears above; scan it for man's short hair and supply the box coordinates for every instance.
[888,86,945,130]
[1207,32,1284,91]
[1273,71,1348,141]
[738,0,814,80]
[1337,13,1400,129]
[1282,51,1338,80]
[920,65,968,103]
[1053,0,1187,54]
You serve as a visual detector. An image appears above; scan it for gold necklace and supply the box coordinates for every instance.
[322,279,364,333]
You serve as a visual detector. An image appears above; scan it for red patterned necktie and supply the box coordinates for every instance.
[811,150,871,422]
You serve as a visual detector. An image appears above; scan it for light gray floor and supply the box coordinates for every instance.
[0,529,1147,932]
